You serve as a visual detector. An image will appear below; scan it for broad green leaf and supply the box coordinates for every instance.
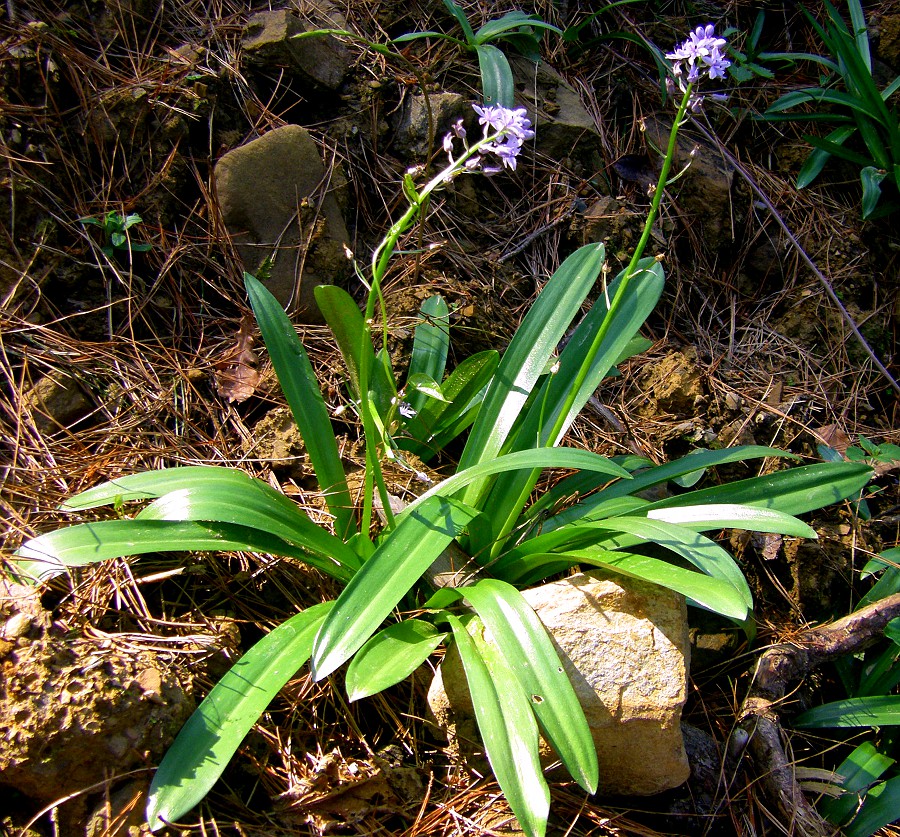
[458,244,605,499]
[646,503,817,538]
[820,741,894,826]
[462,579,598,793]
[474,12,562,44]
[311,496,477,679]
[315,284,369,399]
[481,258,663,550]
[861,166,887,218]
[858,549,900,609]
[402,448,630,518]
[537,446,788,533]
[498,517,752,617]
[135,483,360,572]
[794,695,900,728]
[146,602,332,831]
[497,548,749,620]
[845,773,900,837]
[246,274,354,537]
[442,0,475,43]
[400,350,499,459]
[13,519,353,583]
[476,43,514,107]
[643,462,872,517]
[445,613,549,837]
[60,466,259,511]
[345,619,446,701]
[796,125,857,188]
[406,295,450,414]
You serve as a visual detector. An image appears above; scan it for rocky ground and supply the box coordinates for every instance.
[1,0,899,834]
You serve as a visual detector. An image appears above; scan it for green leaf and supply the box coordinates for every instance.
[146,602,332,831]
[311,496,478,679]
[474,12,562,44]
[820,741,894,826]
[538,446,789,534]
[134,480,360,573]
[794,695,900,727]
[797,125,857,188]
[646,503,817,538]
[345,619,447,701]
[60,466,257,511]
[399,350,499,459]
[461,579,598,793]
[643,462,873,518]
[458,244,605,500]
[480,258,663,550]
[402,447,630,518]
[246,274,354,537]
[13,519,353,583]
[476,43,514,107]
[499,548,750,621]
[442,0,475,44]
[845,773,900,837]
[861,166,887,218]
[499,516,753,618]
[406,295,450,413]
[444,613,549,837]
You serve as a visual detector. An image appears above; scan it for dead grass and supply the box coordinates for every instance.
[1,0,898,834]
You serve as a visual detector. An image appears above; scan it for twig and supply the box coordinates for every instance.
[693,119,900,397]
[738,592,900,836]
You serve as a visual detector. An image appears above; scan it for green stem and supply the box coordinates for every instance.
[357,132,505,534]
[488,83,695,557]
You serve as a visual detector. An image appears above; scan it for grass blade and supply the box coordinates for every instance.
[445,613,549,837]
[311,496,478,678]
[462,579,598,793]
[146,602,333,830]
[245,273,354,537]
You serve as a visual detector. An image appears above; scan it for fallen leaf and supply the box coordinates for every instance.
[215,315,260,403]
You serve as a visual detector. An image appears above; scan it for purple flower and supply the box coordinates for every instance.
[666,24,730,84]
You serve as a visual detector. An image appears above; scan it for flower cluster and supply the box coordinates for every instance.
[666,24,730,84]
[441,104,535,174]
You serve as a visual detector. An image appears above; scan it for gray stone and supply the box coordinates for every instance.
[242,7,351,92]
[511,57,601,165]
[644,115,738,253]
[427,572,690,796]
[215,125,350,321]
[393,92,466,158]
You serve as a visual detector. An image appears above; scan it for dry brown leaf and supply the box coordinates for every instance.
[215,315,260,403]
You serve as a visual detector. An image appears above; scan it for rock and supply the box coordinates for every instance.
[84,779,148,837]
[242,6,351,92]
[215,125,351,321]
[392,92,466,158]
[576,195,658,271]
[0,632,195,804]
[243,406,308,474]
[511,57,601,167]
[635,348,706,418]
[427,572,690,796]
[22,372,93,433]
[643,115,738,254]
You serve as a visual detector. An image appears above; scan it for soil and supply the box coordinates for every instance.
[1,0,899,835]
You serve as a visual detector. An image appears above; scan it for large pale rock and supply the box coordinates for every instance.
[215,125,350,321]
[427,572,690,795]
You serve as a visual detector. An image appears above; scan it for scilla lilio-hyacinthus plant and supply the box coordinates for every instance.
[13,25,872,836]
